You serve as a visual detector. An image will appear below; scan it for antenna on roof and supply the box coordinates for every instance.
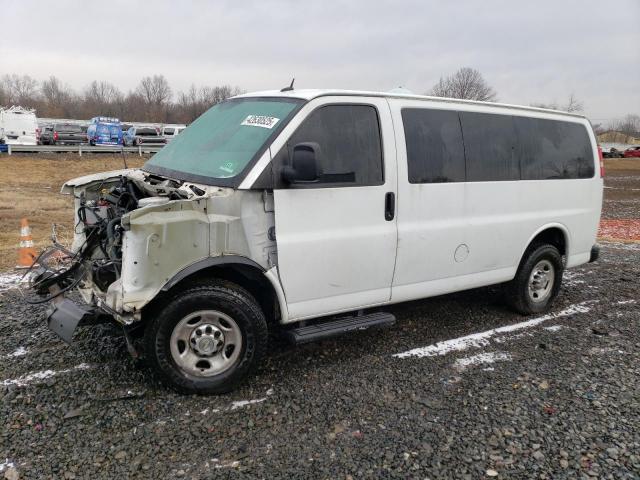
[281,78,295,92]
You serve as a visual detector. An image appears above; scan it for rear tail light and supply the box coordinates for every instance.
[53,131,59,141]
[597,145,604,178]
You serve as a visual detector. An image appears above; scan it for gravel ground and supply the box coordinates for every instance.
[1,171,639,479]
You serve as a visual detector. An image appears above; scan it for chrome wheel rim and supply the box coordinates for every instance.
[528,260,555,303]
[169,310,243,377]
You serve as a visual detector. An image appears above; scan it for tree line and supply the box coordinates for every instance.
[2,70,638,136]
[0,74,242,124]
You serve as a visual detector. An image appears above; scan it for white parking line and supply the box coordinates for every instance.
[1,363,92,387]
[453,352,512,370]
[393,301,596,359]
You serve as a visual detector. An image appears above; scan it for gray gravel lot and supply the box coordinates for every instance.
[1,169,639,479]
[1,243,638,480]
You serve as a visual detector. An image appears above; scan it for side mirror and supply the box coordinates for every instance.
[281,142,321,184]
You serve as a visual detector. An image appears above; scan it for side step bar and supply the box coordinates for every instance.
[285,312,396,345]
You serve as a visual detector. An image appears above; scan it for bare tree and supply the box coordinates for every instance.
[1,74,39,106]
[564,93,584,113]
[428,67,497,102]
[176,84,242,123]
[40,76,79,117]
[136,75,172,106]
[84,80,122,105]
[134,75,173,122]
[531,93,584,113]
[608,114,640,137]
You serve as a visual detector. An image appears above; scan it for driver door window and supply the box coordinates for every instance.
[275,104,384,188]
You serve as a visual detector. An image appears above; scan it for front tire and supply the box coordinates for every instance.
[144,280,268,394]
[505,244,563,315]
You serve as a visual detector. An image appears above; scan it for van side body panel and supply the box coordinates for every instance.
[388,98,602,303]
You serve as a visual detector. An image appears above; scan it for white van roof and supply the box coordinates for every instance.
[234,89,586,120]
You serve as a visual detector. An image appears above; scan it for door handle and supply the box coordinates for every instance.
[384,192,395,221]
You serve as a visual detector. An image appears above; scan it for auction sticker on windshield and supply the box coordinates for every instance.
[241,115,280,129]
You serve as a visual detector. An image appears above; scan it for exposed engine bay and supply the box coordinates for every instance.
[25,171,209,306]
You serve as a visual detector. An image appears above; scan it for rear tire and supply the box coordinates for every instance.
[144,280,268,394]
[505,244,563,315]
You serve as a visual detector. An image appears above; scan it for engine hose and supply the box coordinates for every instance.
[106,217,122,261]
[127,181,139,203]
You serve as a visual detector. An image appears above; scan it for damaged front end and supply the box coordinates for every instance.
[24,168,238,347]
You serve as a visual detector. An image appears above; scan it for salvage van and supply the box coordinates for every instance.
[27,89,603,394]
[0,106,37,145]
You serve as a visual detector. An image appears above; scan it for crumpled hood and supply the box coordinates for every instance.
[60,168,137,194]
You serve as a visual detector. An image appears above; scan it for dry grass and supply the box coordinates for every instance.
[0,154,146,271]
[604,158,640,172]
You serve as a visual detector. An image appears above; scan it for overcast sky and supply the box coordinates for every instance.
[2,0,639,123]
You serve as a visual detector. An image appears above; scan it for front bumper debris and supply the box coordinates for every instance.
[46,298,96,343]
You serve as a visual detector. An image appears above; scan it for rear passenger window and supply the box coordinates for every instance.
[281,104,384,187]
[514,117,594,179]
[402,109,465,183]
[460,112,520,182]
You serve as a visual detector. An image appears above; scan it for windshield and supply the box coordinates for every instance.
[144,97,303,185]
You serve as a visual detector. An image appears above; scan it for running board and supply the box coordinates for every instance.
[285,312,396,345]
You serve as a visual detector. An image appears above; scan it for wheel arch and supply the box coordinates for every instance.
[520,224,570,262]
[145,256,287,325]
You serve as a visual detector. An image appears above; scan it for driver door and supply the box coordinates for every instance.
[272,97,398,321]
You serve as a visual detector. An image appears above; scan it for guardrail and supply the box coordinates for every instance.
[0,144,164,156]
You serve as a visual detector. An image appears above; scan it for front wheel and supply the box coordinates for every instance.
[144,280,268,394]
[505,244,564,315]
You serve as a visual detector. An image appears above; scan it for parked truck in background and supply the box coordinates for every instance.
[49,123,87,145]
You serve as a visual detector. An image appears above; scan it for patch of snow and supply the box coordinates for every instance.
[1,363,92,387]
[617,299,636,305]
[2,346,28,359]
[210,459,241,469]
[0,459,15,472]
[544,325,564,332]
[483,367,495,372]
[230,398,266,410]
[601,241,640,251]
[394,301,596,359]
[0,273,23,292]
[563,270,586,286]
[454,352,511,370]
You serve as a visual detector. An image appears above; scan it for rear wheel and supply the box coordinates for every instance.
[144,280,268,394]
[505,244,563,315]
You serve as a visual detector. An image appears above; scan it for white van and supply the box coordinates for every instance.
[161,124,187,142]
[0,106,38,145]
[32,89,602,394]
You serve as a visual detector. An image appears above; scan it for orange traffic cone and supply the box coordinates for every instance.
[16,218,37,269]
